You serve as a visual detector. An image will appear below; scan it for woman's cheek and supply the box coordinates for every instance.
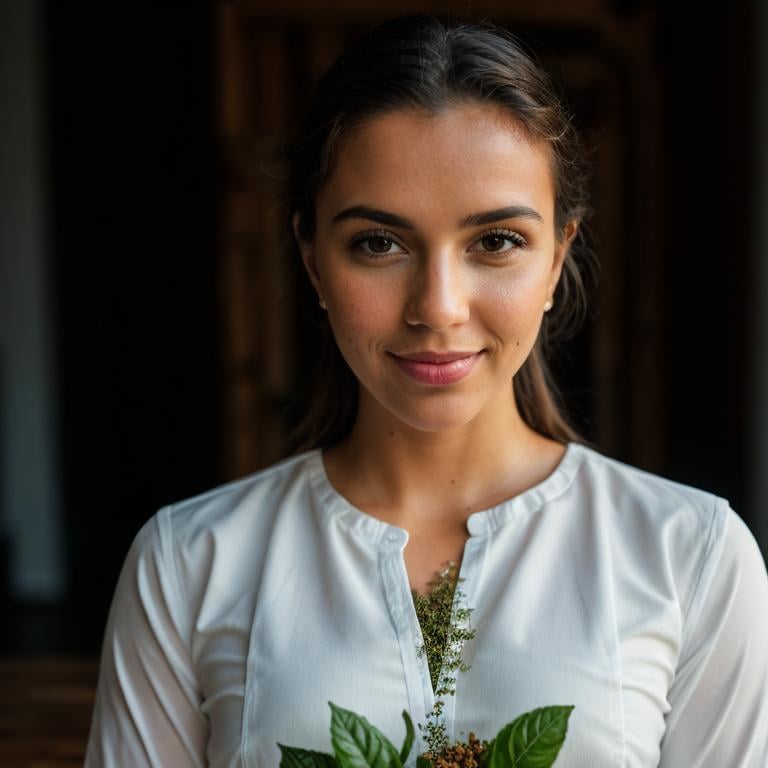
[327,276,397,354]
[478,273,541,328]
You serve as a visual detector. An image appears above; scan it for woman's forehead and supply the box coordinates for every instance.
[316,105,555,226]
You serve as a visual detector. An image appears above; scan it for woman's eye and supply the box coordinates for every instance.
[470,229,527,254]
[350,231,405,258]
[365,236,397,254]
[349,228,526,259]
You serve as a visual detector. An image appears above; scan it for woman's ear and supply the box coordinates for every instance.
[549,219,579,295]
[292,212,322,297]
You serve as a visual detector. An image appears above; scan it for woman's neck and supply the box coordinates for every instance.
[321,391,565,533]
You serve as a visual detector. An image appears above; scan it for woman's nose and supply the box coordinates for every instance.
[403,253,471,331]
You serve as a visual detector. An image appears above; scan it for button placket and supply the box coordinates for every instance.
[433,534,487,744]
[379,528,432,763]
[385,525,490,755]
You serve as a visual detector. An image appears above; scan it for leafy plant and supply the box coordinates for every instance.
[279,562,573,766]
[277,702,573,768]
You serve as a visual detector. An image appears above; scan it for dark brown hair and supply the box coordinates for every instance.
[286,13,598,453]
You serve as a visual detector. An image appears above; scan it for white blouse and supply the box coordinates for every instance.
[85,441,768,767]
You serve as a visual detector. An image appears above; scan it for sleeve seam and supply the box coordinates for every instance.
[156,504,192,648]
[680,495,725,632]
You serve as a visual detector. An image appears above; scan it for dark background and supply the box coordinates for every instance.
[1,0,765,657]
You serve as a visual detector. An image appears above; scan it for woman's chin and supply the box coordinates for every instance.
[356,380,493,434]
[383,399,483,434]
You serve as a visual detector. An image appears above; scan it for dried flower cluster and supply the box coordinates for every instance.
[412,561,477,759]
[420,731,489,768]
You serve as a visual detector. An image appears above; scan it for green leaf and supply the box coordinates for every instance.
[486,706,574,768]
[278,743,339,768]
[329,701,404,768]
[399,710,415,764]
[416,756,433,768]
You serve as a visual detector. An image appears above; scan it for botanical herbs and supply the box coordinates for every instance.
[277,702,573,768]
[412,561,475,756]
[411,560,463,693]
[277,559,574,767]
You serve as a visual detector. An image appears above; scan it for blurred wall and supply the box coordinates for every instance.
[0,0,64,600]
[42,3,220,650]
[751,0,768,559]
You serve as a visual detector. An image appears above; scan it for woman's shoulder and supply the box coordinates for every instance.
[123,449,322,624]
[568,441,762,612]
[128,450,320,581]
[569,440,723,514]
[567,440,736,546]
[160,448,320,537]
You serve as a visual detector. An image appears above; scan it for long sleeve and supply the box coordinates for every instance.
[85,507,209,767]
[659,501,768,766]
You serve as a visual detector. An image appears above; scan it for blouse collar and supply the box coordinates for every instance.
[306,441,588,548]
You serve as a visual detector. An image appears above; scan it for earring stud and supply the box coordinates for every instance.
[544,298,553,312]
[319,297,327,310]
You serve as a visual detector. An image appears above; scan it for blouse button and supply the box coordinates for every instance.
[467,516,484,536]
[386,532,399,543]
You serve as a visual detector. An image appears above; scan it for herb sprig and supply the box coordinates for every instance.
[278,560,573,767]
[277,702,574,768]
[412,561,475,755]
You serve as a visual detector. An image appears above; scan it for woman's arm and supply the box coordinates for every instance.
[659,501,768,766]
[85,507,209,767]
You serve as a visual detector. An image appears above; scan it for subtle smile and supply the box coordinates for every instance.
[387,351,485,385]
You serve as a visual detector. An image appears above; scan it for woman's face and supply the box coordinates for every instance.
[296,103,577,434]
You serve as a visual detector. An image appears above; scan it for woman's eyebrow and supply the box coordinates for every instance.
[330,205,543,229]
[463,206,543,226]
[331,206,413,228]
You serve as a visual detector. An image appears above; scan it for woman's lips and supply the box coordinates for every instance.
[388,351,484,385]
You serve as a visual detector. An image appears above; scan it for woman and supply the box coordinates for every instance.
[85,14,768,767]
